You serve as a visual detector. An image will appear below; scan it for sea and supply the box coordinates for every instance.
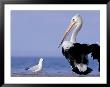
[11,55,100,77]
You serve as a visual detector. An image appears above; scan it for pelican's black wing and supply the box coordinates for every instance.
[62,43,93,75]
[89,44,100,71]
[89,44,100,61]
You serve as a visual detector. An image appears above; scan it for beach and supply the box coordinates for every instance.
[11,57,100,77]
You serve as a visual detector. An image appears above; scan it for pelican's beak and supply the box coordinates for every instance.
[58,20,76,48]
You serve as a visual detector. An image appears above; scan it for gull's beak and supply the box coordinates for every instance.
[58,20,76,48]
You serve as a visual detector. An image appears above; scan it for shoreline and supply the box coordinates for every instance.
[11,73,100,77]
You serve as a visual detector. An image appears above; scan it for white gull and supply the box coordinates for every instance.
[25,58,44,73]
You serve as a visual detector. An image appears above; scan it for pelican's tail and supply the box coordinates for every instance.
[72,66,92,75]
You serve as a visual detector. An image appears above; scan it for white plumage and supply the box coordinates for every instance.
[25,58,43,73]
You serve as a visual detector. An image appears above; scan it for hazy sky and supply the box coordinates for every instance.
[11,10,100,57]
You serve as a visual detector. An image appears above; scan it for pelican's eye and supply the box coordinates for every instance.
[72,19,75,21]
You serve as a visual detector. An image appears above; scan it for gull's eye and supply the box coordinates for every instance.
[72,19,75,21]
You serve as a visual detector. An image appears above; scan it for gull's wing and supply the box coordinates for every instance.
[28,65,39,71]
[25,65,39,71]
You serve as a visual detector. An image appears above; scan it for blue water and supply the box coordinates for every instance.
[11,55,100,77]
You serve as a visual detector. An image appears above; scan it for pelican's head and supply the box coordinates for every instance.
[71,14,82,24]
[58,14,82,48]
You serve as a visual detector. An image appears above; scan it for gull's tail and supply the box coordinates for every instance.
[25,67,30,70]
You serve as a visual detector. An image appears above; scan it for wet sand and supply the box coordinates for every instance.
[11,72,100,77]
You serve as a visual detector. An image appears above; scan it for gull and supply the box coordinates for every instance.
[25,58,44,74]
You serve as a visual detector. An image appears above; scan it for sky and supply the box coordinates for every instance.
[11,10,100,57]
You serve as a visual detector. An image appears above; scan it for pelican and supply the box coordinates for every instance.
[59,14,100,75]
[25,58,44,74]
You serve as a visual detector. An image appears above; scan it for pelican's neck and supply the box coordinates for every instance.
[70,21,82,43]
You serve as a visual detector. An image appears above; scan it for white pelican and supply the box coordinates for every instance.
[59,14,100,75]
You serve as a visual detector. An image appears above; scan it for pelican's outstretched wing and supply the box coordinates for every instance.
[89,44,100,61]
[89,44,100,71]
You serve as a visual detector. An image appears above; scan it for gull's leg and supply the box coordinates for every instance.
[33,71,36,75]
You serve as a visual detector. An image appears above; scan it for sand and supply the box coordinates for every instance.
[11,72,100,77]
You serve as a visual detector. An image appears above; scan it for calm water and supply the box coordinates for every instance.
[11,56,100,77]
